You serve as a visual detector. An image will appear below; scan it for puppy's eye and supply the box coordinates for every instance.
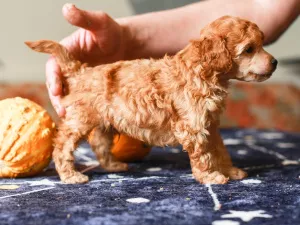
[245,46,254,54]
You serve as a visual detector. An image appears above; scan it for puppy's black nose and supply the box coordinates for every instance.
[271,58,278,67]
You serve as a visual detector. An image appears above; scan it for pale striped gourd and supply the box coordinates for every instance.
[0,97,55,177]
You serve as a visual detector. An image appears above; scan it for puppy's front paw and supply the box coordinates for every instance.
[192,169,229,184]
[61,172,89,184]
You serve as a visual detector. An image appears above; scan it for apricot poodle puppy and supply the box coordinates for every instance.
[26,16,277,184]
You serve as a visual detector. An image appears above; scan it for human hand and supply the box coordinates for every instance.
[46,3,130,116]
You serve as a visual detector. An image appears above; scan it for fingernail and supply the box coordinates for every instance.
[64,3,75,10]
[55,105,61,115]
[46,82,51,90]
[52,76,60,95]
[54,107,59,116]
[54,105,64,117]
[50,83,56,95]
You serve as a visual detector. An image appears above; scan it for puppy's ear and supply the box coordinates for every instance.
[190,36,232,74]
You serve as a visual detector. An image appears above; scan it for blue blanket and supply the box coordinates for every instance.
[0,129,299,225]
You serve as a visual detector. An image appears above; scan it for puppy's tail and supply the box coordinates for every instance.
[25,40,82,75]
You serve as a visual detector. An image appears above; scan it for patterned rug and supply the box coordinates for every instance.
[0,129,299,225]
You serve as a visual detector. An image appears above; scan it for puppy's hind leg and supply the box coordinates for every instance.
[88,127,128,172]
[53,123,91,184]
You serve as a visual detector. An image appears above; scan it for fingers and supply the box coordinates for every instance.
[48,3,120,117]
[46,57,62,96]
[62,3,115,31]
[46,56,66,117]
[48,90,66,117]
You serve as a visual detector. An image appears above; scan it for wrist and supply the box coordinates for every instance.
[117,15,152,60]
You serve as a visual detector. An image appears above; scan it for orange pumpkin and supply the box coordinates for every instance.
[0,97,55,178]
[111,135,151,162]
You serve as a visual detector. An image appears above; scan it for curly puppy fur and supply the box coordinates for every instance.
[26,16,277,184]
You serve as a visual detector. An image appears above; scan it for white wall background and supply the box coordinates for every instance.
[0,0,133,83]
[0,0,299,86]
[264,18,300,87]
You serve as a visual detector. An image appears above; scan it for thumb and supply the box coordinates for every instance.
[62,3,115,31]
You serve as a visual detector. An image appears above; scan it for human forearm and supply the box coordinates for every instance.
[118,1,215,59]
[118,2,206,59]
[118,0,300,59]
[253,0,300,44]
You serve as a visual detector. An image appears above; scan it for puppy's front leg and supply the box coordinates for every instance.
[175,123,229,184]
[212,125,247,180]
